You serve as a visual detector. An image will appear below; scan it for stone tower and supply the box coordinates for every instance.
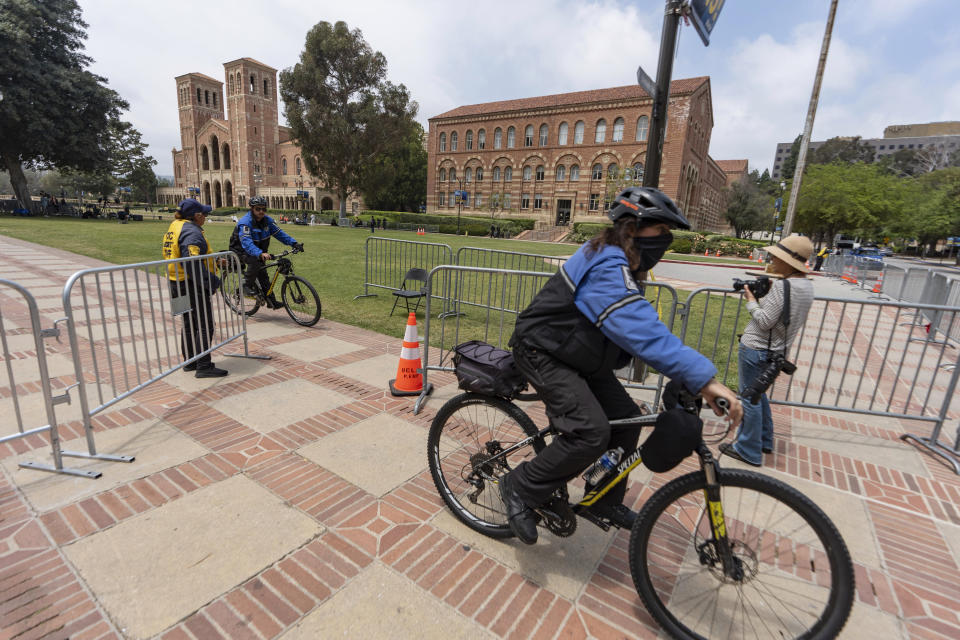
[223,58,280,199]
[173,72,225,191]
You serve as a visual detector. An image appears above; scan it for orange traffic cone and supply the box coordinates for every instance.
[704,249,709,257]
[871,271,884,293]
[715,249,721,257]
[389,312,433,396]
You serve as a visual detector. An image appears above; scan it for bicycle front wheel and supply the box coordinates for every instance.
[427,393,545,539]
[221,267,259,317]
[281,275,321,326]
[629,469,854,640]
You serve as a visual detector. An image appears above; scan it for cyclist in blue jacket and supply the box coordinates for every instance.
[502,186,743,544]
[230,196,303,307]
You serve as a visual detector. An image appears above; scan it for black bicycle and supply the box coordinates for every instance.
[221,247,321,327]
[427,387,854,639]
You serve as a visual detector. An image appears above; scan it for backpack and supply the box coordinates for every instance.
[453,340,527,398]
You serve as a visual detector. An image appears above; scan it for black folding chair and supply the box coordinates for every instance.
[390,268,429,316]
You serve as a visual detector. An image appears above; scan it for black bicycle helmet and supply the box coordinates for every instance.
[249,195,268,208]
[607,186,690,230]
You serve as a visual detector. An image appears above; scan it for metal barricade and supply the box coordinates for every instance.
[61,251,253,465]
[878,263,907,300]
[909,271,952,345]
[855,257,884,292]
[0,280,96,477]
[454,246,567,274]
[354,236,454,300]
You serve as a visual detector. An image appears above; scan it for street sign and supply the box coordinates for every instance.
[775,197,783,212]
[689,0,725,46]
[636,65,657,99]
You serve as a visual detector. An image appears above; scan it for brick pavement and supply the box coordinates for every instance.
[1,234,959,639]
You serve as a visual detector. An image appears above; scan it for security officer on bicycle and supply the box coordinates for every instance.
[230,195,303,309]
[501,186,743,544]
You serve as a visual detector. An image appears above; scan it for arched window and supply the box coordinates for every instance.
[558,122,569,145]
[523,165,532,181]
[211,135,220,170]
[236,72,241,94]
[636,116,649,142]
[608,163,619,179]
[556,165,566,181]
[570,165,580,181]
[477,129,486,149]
[613,117,624,142]
[592,163,603,180]
[493,166,501,181]
[439,132,447,152]
[223,144,231,169]
[196,88,202,104]
[465,168,473,183]
[176,164,182,178]
[504,166,513,181]
[439,168,446,181]
[205,90,210,105]
[524,125,534,147]
[228,75,234,95]
[263,79,269,97]
[451,131,458,151]
[476,167,483,181]
[449,167,456,181]
[507,126,515,148]
[282,158,287,174]
[633,162,644,182]
[494,128,502,149]
[574,121,584,144]
[539,124,548,146]
[465,130,473,150]
[595,119,607,143]
[504,193,511,208]
[295,157,301,175]
[535,165,544,181]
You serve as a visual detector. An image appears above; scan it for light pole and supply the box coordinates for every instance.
[454,176,464,234]
[774,180,786,242]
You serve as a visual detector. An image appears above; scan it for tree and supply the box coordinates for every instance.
[780,134,803,181]
[723,179,770,238]
[358,122,426,211]
[809,136,875,165]
[280,21,419,217]
[0,0,127,208]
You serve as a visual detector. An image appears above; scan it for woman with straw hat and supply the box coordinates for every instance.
[720,235,815,466]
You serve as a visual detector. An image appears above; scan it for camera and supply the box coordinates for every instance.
[743,353,797,404]
[732,275,772,299]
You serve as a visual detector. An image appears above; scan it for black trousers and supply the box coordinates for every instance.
[510,345,642,508]
[242,253,270,291]
[170,280,215,367]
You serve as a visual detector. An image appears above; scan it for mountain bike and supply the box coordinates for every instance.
[221,247,322,327]
[427,385,854,639]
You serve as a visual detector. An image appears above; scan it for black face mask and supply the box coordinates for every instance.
[632,232,674,272]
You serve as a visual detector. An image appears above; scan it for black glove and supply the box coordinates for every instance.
[293,242,304,253]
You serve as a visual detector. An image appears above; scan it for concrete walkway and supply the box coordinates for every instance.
[1,234,959,640]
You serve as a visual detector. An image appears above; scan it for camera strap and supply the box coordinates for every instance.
[766,279,791,356]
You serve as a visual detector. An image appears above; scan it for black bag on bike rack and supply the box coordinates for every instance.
[453,340,527,398]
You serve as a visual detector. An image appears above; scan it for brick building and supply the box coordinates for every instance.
[156,58,360,213]
[427,76,739,232]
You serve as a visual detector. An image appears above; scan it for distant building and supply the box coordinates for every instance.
[770,121,960,179]
[427,77,745,233]
[156,57,361,213]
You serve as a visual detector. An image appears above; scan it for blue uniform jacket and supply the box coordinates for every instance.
[560,243,717,392]
[235,211,297,258]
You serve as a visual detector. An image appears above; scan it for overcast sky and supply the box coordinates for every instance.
[78,0,959,177]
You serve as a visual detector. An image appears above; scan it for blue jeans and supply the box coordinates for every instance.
[732,344,774,465]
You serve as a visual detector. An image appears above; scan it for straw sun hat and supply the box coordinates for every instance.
[764,235,814,273]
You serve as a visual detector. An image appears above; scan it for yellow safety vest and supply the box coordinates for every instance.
[162,219,215,281]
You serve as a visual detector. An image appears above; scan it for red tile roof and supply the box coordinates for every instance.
[177,72,222,84]
[224,57,277,71]
[430,77,709,120]
[715,159,748,173]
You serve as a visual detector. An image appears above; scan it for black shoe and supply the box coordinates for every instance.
[183,361,198,372]
[242,284,258,297]
[719,443,762,467]
[763,447,774,454]
[588,503,637,529]
[195,364,228,378]
[498,473,538,545]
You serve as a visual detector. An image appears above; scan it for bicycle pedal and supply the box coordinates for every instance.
[577,508,611,532]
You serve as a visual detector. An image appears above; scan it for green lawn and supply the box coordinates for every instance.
[0,215,746,386]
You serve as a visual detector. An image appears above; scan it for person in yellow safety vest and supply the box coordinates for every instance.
[813,245,829,272]
[162,199,228,378]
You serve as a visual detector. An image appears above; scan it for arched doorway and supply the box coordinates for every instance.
[211,136,220,170]
[225,181,233,207]
[203,181,211,205]
[321,197,333,211]
[214,181,222,208]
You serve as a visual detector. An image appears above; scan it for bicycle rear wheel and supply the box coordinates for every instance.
[629,469,854,640]
[281,275,321,326]
[427,393,545,539]
[221,266,260,317]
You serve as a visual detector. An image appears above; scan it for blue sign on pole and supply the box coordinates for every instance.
[689,0,725,46]
[775,197,783,212]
